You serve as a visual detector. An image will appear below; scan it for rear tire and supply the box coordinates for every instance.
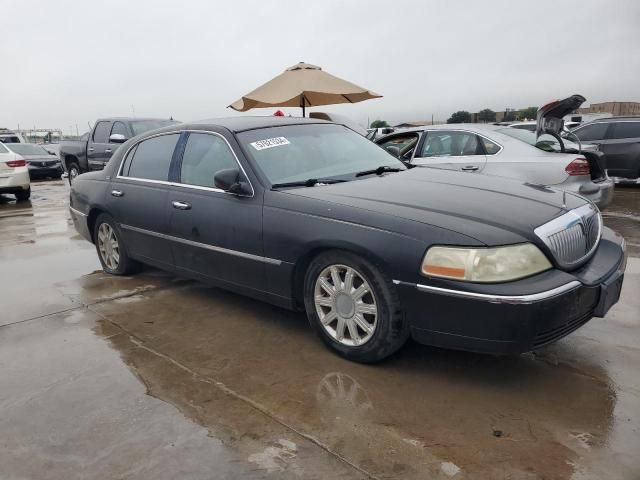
[303,250,409,363]
[93,213,140,275]
[67,162,80,185]
[15,187,31,201]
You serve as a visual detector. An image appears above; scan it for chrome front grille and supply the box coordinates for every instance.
[534,203,602,269]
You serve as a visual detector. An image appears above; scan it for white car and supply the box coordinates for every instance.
[375,124,613,209]
[0,128,25,144]
[0,142,31,201]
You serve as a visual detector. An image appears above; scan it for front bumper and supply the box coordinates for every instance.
[28,163,63,178]
[396,227,626,354]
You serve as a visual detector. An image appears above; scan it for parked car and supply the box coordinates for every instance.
[0,128,25,144]
[59,117,178,183]
[69,117,626,362]
[2,143,62,179]
[0,142,30,200]
[568,117,640,179]
[376,124,613,209]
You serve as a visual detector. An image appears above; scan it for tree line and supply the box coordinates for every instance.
[369,106,538,128]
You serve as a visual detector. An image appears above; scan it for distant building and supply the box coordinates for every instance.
[577,101,640,117]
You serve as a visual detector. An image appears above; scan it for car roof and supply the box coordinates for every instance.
[590,116,640,122]
[96,117,175,122]
[188,116,331,133]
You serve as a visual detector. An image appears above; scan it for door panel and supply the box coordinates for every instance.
[169,186,265,290]
[104,132,180,268]
[167,131,266,290]
[87,121,112,170]
[106,179,174,269]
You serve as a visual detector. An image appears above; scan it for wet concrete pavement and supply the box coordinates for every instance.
[1,180,639,479]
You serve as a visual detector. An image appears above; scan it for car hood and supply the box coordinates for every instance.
[283,168,588,245]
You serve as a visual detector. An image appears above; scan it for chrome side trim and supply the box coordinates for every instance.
[116,129,255,197]
[120,223,282,266]
[69,206,87,217]
[392,279,582,304]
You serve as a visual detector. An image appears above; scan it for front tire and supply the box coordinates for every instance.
[304,250,409,363]
[67,162,80,185]
[15,187,31,201]
[93,213,140,275]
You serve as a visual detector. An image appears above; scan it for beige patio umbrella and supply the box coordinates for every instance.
[228,62,382,117]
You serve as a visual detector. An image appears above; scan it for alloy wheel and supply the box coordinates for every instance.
[314,264,378,346]
[97,223,120,270]
[69,167,78,183]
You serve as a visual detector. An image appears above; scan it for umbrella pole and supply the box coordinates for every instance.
[301,95,305,118]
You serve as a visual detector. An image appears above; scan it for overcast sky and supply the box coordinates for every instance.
[2,0,639,133]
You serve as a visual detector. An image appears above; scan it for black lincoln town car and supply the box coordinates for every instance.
[69,117,626,362]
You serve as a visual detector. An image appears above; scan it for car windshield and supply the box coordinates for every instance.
[130,120,178,136]
[497,127,579,153]
[237,123,406,184]
[7,144,49,156]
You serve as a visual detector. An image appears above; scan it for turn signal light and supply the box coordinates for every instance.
[6,159,26,167]
[565,158,590,176]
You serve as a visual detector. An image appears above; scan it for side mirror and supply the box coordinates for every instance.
[214,168,251,195]
[109,134,127,144]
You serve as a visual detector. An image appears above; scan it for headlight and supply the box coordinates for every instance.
[421,243,552,282]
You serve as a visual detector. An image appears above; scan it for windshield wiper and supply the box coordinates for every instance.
[271,178,347,189]
[355,166,405,177]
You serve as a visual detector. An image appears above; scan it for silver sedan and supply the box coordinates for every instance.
[375,124,614,209]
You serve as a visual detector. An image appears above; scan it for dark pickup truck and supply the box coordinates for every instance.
[60,117,178,183]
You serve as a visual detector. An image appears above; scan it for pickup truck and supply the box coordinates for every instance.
[60,117,178,183]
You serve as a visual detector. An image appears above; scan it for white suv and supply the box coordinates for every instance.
[0,142,30,201]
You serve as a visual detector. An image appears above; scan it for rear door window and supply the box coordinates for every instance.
[179,133,238,188]
[92,121,111,144]
[420,131,482,157]
[480,137,501,155]
[125,134,179,181]
[573,122,609,141]
[610,122,640,140]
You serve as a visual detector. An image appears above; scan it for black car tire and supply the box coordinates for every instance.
[67,162,80,185]
[304,250,410,363]
[93,213,140,276]
[15,187,31,201]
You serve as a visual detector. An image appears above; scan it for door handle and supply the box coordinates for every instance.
[461,165,479,172]
[111,190,124,197]
[88,147,95,152]
[172,201,191,210]
[105,149,112,153]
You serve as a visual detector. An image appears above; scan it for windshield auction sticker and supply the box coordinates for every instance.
[250,137,290,151]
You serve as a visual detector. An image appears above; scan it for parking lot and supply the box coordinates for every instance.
[0,180,638,479]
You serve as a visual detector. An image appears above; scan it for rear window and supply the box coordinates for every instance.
[7,144,49,156]
[0,136,21,143]
[610,122,640,140]
[124,133,179,181]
